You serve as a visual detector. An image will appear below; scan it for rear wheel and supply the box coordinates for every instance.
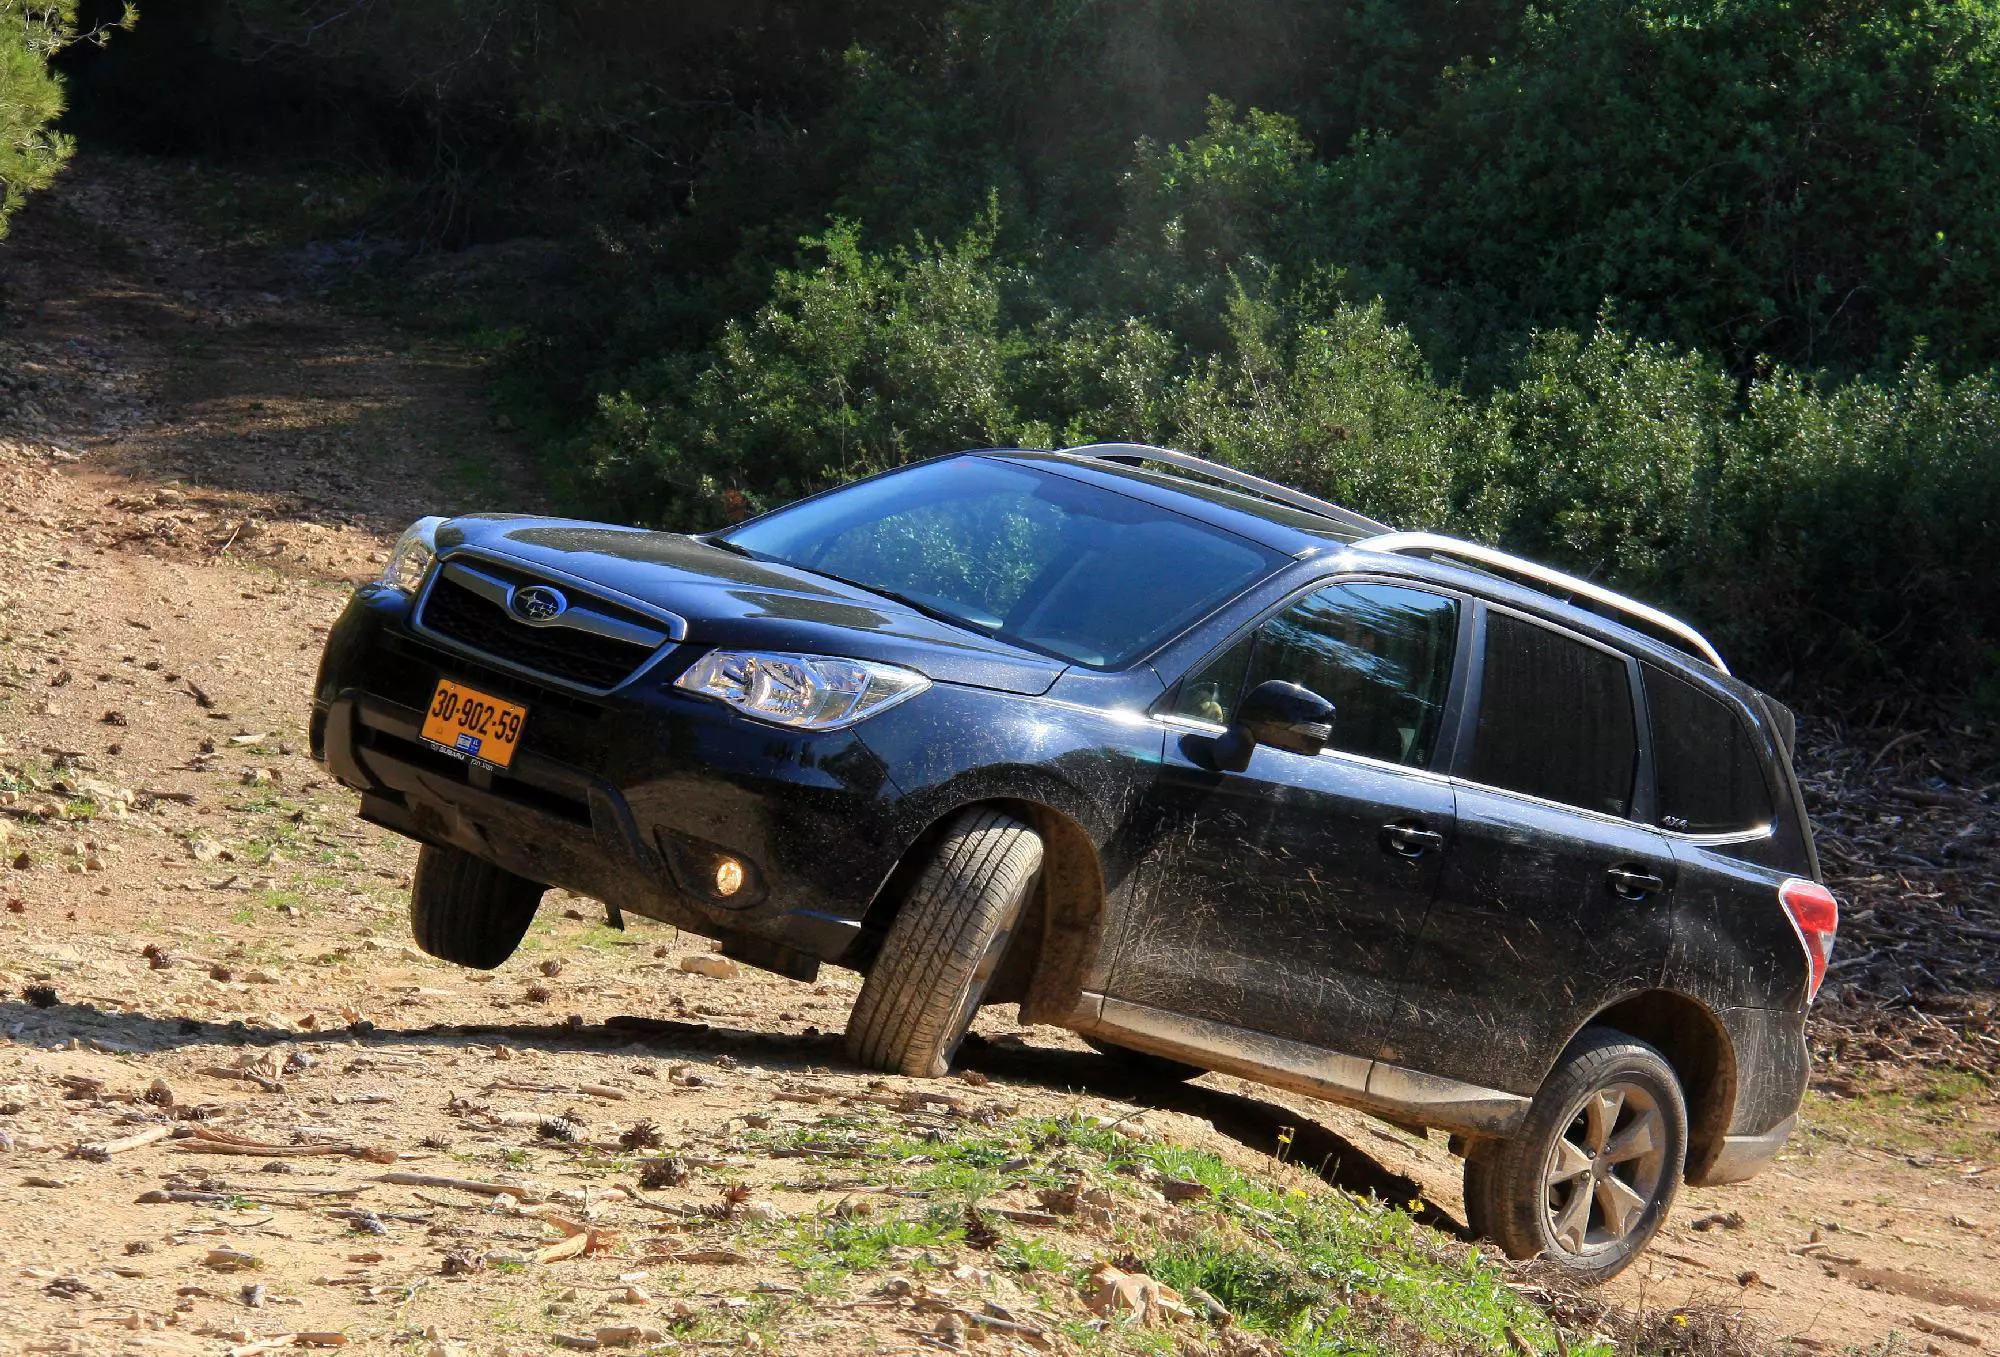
[409,843,546,970]
[844,808,1043,1078]
[1462,1028,1686,1285]
[1083,1036,1205,1083]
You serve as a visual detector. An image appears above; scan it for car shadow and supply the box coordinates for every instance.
[957,1034,1468,1236]
[1,998,1466,1234]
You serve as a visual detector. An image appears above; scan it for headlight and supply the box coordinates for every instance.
[379,516,448,595]
[674,651,930,730]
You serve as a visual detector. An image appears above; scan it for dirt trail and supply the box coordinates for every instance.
[0,157,1996,1356]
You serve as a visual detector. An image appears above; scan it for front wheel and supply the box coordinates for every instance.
[844,808,1043,1078]
[1462,1029,1687,1285]
[409,843,546,970]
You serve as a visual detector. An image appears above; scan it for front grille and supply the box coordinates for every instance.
[419,572,660,690]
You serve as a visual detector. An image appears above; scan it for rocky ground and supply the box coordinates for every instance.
[0,157,1997,1357]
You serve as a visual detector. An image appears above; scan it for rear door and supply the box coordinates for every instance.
[1108,579,1464,1061]
[1386,606,1678,1095]
[1643,663,1812,1009]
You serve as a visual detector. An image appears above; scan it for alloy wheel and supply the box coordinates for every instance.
[1543,1081,1669,1256]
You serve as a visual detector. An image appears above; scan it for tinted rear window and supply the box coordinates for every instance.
[1644,664,1773,833]
[1467,612,1637,817]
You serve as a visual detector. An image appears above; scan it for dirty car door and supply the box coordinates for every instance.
[1108,581,1462,1061]
[1387,606,1677,1096]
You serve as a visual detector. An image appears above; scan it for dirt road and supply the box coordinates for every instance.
[1,158,1996,1356]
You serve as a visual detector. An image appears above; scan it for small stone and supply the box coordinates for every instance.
[679,954,740,980]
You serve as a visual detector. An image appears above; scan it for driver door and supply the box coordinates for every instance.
[1106,580,1463,1062]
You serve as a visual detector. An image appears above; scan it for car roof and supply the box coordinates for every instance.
[983,450,1351,554]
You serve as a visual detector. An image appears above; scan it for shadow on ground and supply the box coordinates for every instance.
[2,997,1465,1233]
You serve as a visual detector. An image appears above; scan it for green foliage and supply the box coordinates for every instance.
[0,2,75,235]
[583,214,1035,526]
[1334,0,2000,379]
[61,0,2000,703]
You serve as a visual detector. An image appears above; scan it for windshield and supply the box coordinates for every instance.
[721,457,1286,668]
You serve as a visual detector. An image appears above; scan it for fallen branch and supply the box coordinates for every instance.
[70,1124,173,1161]
[1911,1315,1984,1347]
[377,1171,548,1203]
[201,1065,284,1094]
[178,1127,395,1164]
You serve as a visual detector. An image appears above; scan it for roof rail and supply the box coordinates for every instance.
[1057,442,1395,538]
[1359,531,1729,673]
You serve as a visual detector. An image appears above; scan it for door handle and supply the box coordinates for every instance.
[1606,865,1667,899]
[1380,822,1445,857]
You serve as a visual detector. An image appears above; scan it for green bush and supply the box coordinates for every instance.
[1332,0,2000,380]
[581,217,1036,526]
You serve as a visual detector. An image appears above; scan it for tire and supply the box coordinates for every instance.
[409,843,546,970]
[844,808,1044,1078]
[1462,1028,1687,1285]
[1083,1036,1206,1083]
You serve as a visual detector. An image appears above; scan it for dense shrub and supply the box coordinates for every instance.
[1333,0,2000,380]
[578,216,2000,703]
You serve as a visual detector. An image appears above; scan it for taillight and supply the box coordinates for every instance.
[1779,878,1839,1004]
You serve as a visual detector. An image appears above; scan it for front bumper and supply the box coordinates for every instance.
[311,586,915,970]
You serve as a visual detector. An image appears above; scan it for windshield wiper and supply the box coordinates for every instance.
[806,568,998,636]
[699,534,757,559]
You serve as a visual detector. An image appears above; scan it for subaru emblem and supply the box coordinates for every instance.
[510,584,568,624]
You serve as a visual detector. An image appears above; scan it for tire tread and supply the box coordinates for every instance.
[1461,1027,1687,1285]
[410,843,545,970]
[845,808,1043,1077]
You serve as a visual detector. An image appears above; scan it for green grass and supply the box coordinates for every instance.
[778,1207,963,1280]
[746,1110,1608,1354]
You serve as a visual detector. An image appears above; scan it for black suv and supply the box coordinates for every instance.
[311,443,1836,1281]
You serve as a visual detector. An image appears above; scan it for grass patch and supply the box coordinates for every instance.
[745,1110,1614,1354]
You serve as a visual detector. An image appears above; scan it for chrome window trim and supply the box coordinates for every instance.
[1154,713,1455,787]
[1448,773,1776,845]
[1156,716,1773,844]
[409,546,689,696]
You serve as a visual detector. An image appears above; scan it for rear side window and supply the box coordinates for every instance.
[1467,612,1637,817]
[1644,665,1773,833]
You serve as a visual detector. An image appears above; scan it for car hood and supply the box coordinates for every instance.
[437,515,1067,696]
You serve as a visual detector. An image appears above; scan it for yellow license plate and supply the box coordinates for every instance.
[420,679,527,769]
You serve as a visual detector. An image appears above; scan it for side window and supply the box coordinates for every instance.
[1175,581,1459,767]
[1467,612,1637,817]
[1644,664,1773,833]
[1171,634,1252,725]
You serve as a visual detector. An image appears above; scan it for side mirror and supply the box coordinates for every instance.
[1209,679,1334,772]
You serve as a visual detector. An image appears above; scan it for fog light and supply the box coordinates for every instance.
[713,857,746,898]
